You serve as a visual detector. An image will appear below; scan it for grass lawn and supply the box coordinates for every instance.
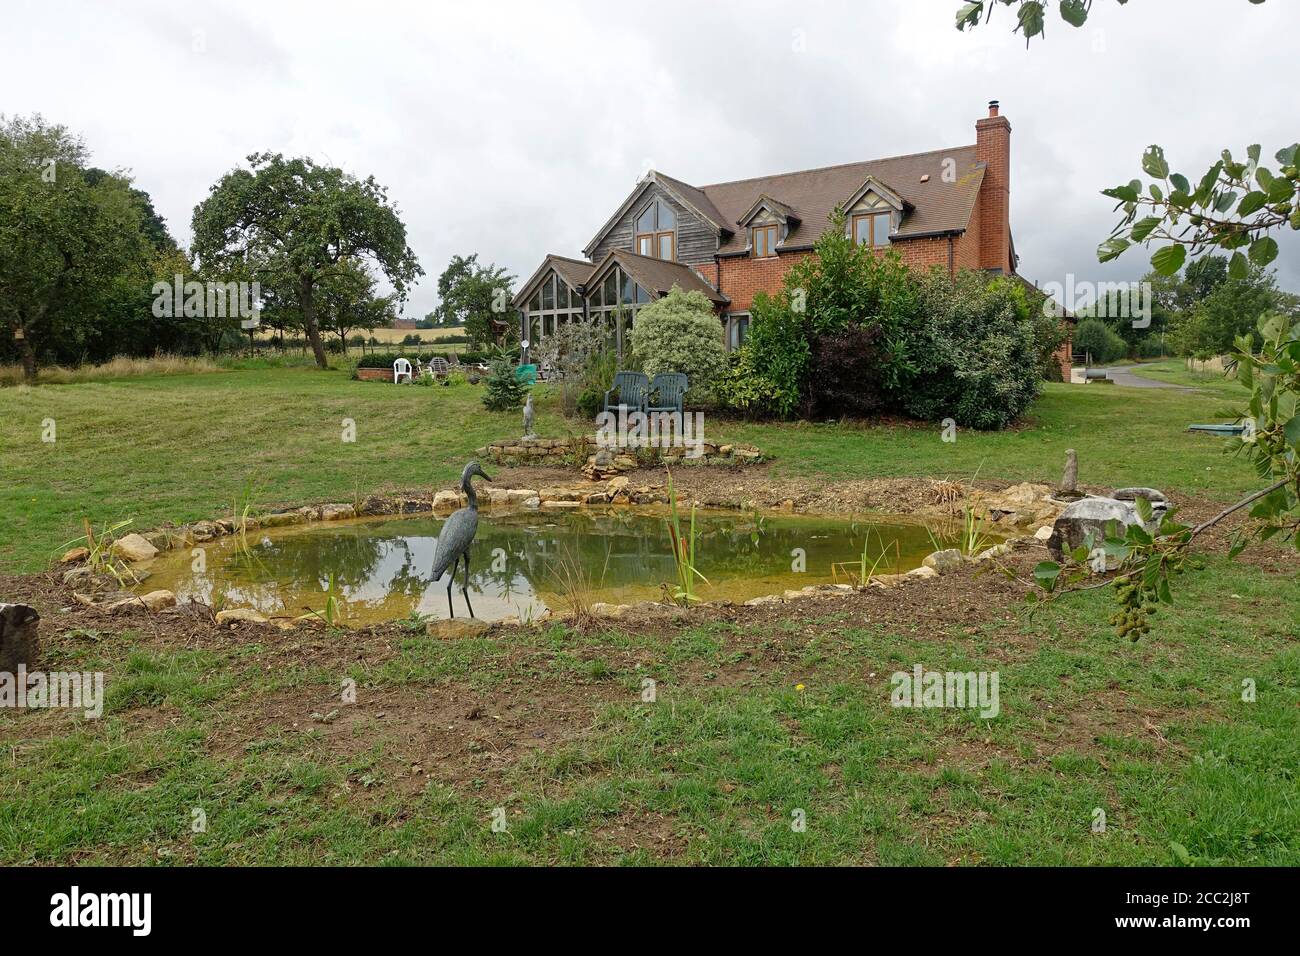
[2,365,1294,866]
[0,366,1258,572]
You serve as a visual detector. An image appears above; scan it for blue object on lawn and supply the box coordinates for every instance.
[515,363,537,384]
[1187,424,1246,435]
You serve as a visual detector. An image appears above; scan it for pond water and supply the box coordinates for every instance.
[137,509,985,625]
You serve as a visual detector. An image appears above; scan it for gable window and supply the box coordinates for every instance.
[521,269,584,352]
[752,224,778,258]
[635,199,677,261]
[852,212,891,248]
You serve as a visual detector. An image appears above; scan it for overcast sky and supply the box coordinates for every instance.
[5,0,1298,318]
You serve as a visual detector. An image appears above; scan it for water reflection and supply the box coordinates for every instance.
[140,509,973,625]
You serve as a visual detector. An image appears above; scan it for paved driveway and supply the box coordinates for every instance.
[1089,364,1194,389]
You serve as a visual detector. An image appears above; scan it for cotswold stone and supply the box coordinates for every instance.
[260,511,305,527]
[432,490,466,513]
[60,547,89,564]
[907,565,939,578]
[109,533,158,563]
[426,618,490,639]
[319,504,356,521]
[105,589,176,614]
[215,607,269,627]
[1048,493,1164,564]
[922,549,963,573]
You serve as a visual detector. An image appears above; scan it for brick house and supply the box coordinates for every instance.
[515,101,1070,376]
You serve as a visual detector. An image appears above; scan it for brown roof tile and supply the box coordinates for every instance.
[697,144,984,255]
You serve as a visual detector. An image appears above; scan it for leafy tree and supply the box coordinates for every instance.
[316,258,395,350]
[433,254,514,346]
[1073,317,1127,364]
[627,287,728,402]
[192,152,422,369]
[1168,265,1291,358]
[0,115,150,380]
[954,0,1300,633]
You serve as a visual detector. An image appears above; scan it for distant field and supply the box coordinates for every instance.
[366,327,468,345]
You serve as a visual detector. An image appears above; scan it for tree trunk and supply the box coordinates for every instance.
[300,278,328,369]
[18,330,36,383]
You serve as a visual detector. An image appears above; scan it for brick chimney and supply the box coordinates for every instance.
[975,100,1012,274]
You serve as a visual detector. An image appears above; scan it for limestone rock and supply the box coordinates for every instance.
[105,589,176,614]
[319,503,356,521]
[1034,525,1054,541]
[426,618,491,639]
[60,547,90,564]
[432,490,467,513]
[907,565,939,578]
[1048,494,1164,564]
[215,607,269,627]
[109,533,158,563]
[541,500,582,510]
[922,549,964,573]
[259,511,304,527]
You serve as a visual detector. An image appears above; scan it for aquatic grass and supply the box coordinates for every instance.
[664,470,709,605]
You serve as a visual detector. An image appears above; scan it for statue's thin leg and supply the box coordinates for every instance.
[445,570,456,619]
[461,552,475,618]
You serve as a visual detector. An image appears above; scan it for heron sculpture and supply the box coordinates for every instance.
[522,393,536,439]
[431,460,493,617]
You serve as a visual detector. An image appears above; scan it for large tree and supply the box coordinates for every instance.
[432,253,514,345]
[0,115,149,380]
[317,258,396,350]
[191,153,422,369]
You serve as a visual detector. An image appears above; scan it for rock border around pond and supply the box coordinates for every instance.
[51,476,1080,630]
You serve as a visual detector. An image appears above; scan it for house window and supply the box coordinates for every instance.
[635,199,677,261]
[752,224,778,258]
[522,268,585,350]
[852,212,891,248]
[727,314,750,350]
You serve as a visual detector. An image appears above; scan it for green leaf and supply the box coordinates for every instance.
[1229,251,1249,279]
[1059,0,1088,27]
[955,1,983,29]
[1142,145,1170,179]
[1249,236,1279,266]
[1134,495,1154,523]
[1097,237,1131,262]
[1158,577,1173,605]
[1150,244,1186,276]
[1284,413,1300,449]
[1130,217,1162,242]
[1033,561,1062,590]
[1237,191,1269,216]
[1103,184,1139,203]
[1169,172,1191,194]
[1017,1,1046,39]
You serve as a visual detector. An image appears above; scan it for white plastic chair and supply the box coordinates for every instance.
[393,358,413,383]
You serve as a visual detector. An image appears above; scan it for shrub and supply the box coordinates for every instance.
[1073,318,1128,364]
[900,271,1045,430]
[713,346,784,417]
[627,286,727,402]
[806,325,890,418]
[533,313,611,416]
[481,347,527,411]
[738,290,810,417]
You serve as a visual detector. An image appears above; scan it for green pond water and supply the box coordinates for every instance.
[137,509,983,625]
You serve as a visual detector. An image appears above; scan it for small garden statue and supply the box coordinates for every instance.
[522,393,535,439]
[1057,448,1081,499]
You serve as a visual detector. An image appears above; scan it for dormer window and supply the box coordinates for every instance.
[635,199,676,260]
[752,224,778,258]
[852,211,891,248]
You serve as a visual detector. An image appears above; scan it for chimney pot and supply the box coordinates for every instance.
[988,100,1000,117]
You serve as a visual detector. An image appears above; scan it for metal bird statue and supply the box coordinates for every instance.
[431,460,493,618]
[522,393,535,439]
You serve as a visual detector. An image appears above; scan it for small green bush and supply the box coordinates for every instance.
[627,287,727,402]
[1074,318,1128,364]
[481,348,527,411]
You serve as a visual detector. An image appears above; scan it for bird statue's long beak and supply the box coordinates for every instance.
[480,469,493,482]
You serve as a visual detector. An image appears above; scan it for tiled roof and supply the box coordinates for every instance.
[594,249,729,305]
[695,145,985,255]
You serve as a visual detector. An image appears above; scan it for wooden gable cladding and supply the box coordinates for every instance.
[588,180,719,268]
